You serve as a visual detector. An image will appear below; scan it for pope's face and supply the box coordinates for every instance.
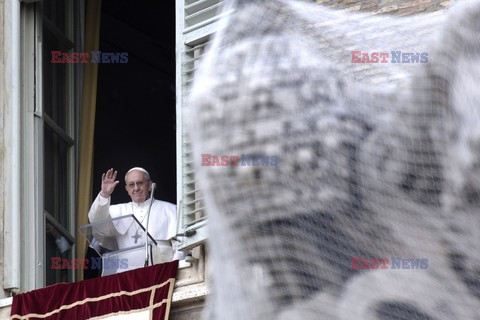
[125,170,152,203]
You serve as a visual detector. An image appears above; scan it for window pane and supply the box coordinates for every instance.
[44,126,69,229]
[43,0,66,33]
[43,27,67,130]
[45,223,70,286]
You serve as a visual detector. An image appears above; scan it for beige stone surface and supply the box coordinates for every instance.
[170,301,204,320]
[317,0,456,14]
[0,306,11,320]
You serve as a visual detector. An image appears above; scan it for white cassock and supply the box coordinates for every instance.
[88,194,183,274]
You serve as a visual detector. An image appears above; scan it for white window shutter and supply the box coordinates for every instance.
[176,0,230,251]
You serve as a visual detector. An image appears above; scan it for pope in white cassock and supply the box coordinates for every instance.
[88,167,183,274]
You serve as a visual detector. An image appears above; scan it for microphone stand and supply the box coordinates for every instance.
[144,183,156,267]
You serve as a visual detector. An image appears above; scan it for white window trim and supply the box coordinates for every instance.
[176,0,234,252]
[22,1,44,291]
[7,0,80,292]
[3,0,22,292]
[176,0,211,252]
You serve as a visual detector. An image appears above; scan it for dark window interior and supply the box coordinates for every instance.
[92,0,176,205]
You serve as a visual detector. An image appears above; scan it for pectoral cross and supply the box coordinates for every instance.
[132,228,142,244]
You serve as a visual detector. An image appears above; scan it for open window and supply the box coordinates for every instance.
[16,0,82,289]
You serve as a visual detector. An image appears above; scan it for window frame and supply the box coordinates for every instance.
[39,0,78,286]
[176,0,233,251]
[18,0,80,290]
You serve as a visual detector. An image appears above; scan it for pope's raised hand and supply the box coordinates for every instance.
[100,168,119,198]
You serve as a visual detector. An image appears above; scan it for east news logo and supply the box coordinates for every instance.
[51,51,128,63]
[351,257,429,269]
[51,257,128,270]
[201,154,278,167]
[351,51,428,63]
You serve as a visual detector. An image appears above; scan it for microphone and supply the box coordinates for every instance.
[144,182,156,267]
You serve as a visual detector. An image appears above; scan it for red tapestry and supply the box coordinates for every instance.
[10,261,178,320]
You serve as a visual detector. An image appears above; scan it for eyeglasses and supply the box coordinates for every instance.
[126,180,149,189]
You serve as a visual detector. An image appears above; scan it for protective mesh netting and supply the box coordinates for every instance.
[186,0,480,319]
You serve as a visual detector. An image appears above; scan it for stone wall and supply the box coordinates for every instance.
[169,0,456,319]
[317,0,455,15]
